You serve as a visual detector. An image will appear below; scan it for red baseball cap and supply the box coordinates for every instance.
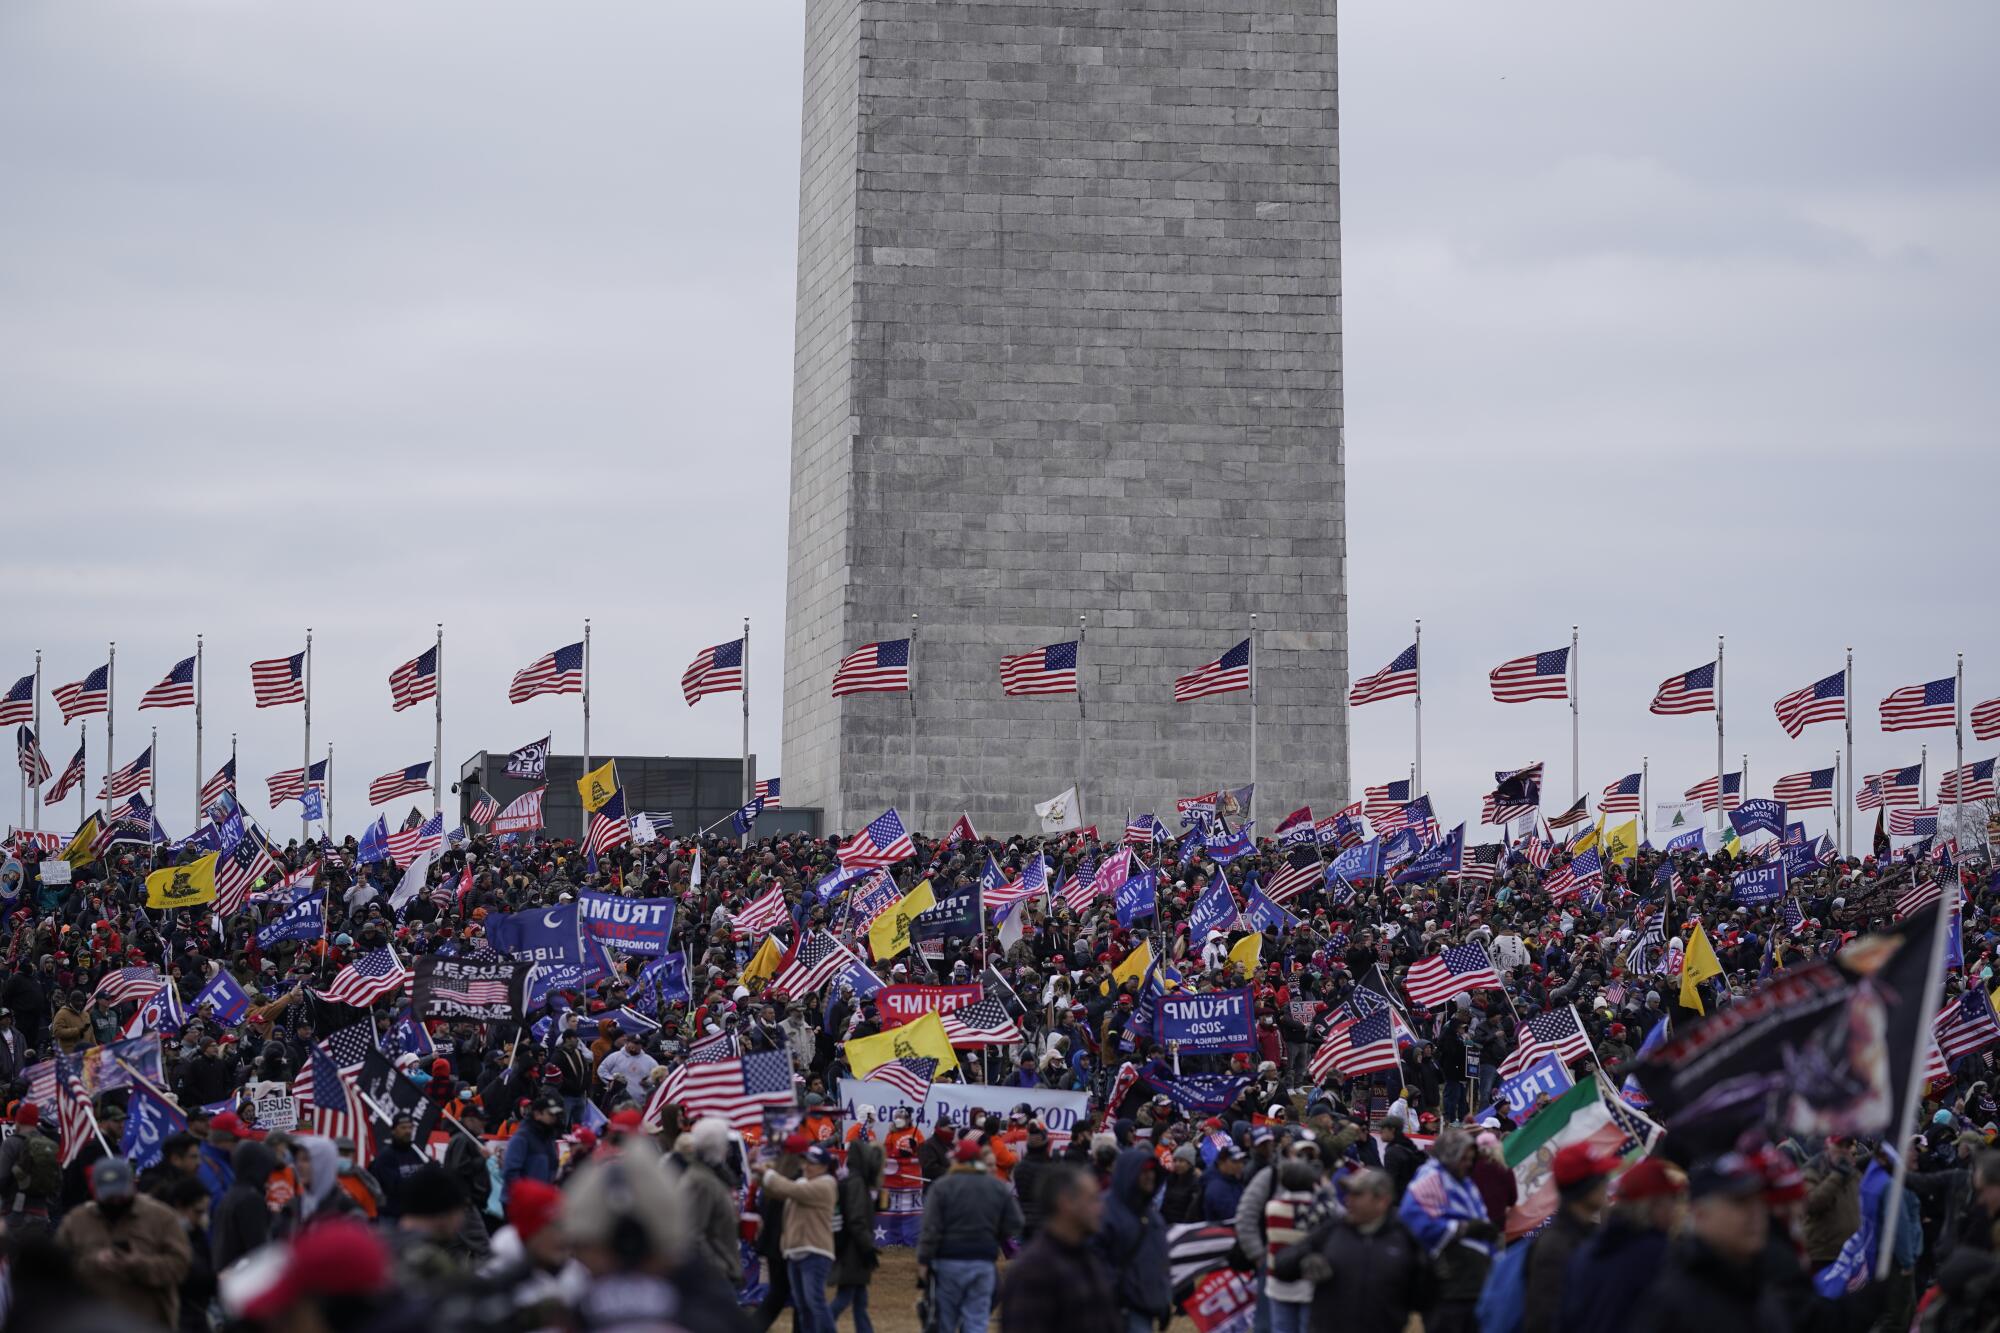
[211,1110,265,1141]
[239,1220,390,1319]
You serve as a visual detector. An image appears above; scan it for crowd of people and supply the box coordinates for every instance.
[0,798,1997,1332]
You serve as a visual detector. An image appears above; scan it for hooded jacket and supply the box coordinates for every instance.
[1093,1148,1172,1317]
[833,1141,883,1287]
[210,1139,278,1269]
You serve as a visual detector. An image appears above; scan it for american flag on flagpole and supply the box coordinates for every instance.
[647,1047,795,1132]
[1935,988,2000,1062]
[837,808,915,869]
[91,966,164,1008]
[1771,767,1836,810]
[388,646,440,712]
[52,664,110,723]
[770,931,860,999]
[755,778,781,808]
[1489,648,1570,703]
[1546,796,1590,831]
[1266,847,1322,903]
[97,746,153,802]
[250,651,307,708]
[46,740,85,803]
[199,758,237,809]
[1481,763,1543,826]
[1403,945,1502,1009]
[368,762,432,806]
[16,727,50,784]
[1498,1006,1592,1077]
[986,855,1050,908]
[1650,662,1717,716]
[584,790,634,861]
[315,946,411,1007]
[682,638,746,704]
[1362,780,1411,820]
[1938,759,1997,804]
[0,674,32,727]
[215,824,279,919]
[939,997,1026,1047]
[386,812,445,867]
[1310,1010,1397,1080]
[1374,796,1437,841]
[56,1056,99,1167]
[1349,644,1419,706]
[138,656,197,710]
[469,793,499,825]
[1772,670,1846,737]
[830,639,911,697]
[731,885,790,935]
[509,642,585,704]
[1462,843,1504,884]
[1858,765,1922,809]
[1174,640,1251,702]
[1000,641,1080,696]
[1890,807,1940,838]
[1599,773,1642,814]
[863,1056,938,1102]
[266,759,328,807]
[1686,771,1743,812]
[1881,678,1957,731]
[1974,696,2000,743]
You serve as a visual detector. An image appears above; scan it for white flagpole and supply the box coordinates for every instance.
[104,641,116,822]
[1714,635,1726,833]
[77,720,86,828]
[30,650,40,836]
[1570,624,1581,807]
[1955,652,1965,849]
[433,624,445,816]
[908,612,920,830]
[1075,615,1088,818]
[301,629,313,847]
[1249,611,1258,831]
[194,635,204,831]
[150,725,157,814]
[325,743,334,840]
[1833,750,1843,854]
[1922,744,1930,806]
[1640,755,1649,844]
[581,619,592,843]
[1413,619,1423,797]
[1844,646,1854,859]
[741,616,752,849]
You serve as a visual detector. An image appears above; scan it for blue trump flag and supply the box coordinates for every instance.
[192,970,252,1027]
[1204,823,1255,865]
[1816,1159,1895,1296]
[1395,824,1463,885]
[485,904,591,1000]
[1665,826,1707,855]
[1115,866,1158,927]
[637,951,692,1008]
[299,788,325,823]
[387,1006,435,1059]
[357,815,392,865]
[576,890,677,957]
[1188,878,1238,943]
[1729,799,1787,840]
[122,1085,187,1173]
[814,864,872,905]
[255,890,325,949]
[731,797,765,836]
[1329,837,1381,882]
[1241,882,1299,935]
[1732,862,1787,906]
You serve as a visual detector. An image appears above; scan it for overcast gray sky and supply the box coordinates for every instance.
[2,2,1995,843]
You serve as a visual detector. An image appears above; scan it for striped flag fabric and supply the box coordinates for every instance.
[1498,1006,1592,1077]
[1482,763,1544,826]
[1374,796,1437,840]
[56,1057,99,1167]
[0,674,32,727]
[1349,644,1419,706]
[863,1056,937,1102]
[938,996,1027,1047]
[1686,771,1743,812]
[315,946,410,1007]
[91,966,164,1008]
[1310,1009,1398,1080]
[585,791,632,860]
[199,758,237,810]
[837,807,915,869]
[646,1047,795,1132]
[830,639,911,697]
[1125,814,1168,848]
[16,727,50,784]
[251,651,307,708]
[731,885,790,935]
[305,1041,372,1159]
[213,824,277,919]
[770,930,857,999]
[98,747,153,802]
[755,778,781,808]
[52,664,110,723]
[1650,662,1717,716]
[492,787,547,836]
[1938,759,1997,804]
[1544,849,1602,901]
[1772,768,1837,811]
[1881,678,1957,731]
[509,642,585,703]
[1462,843,1504,884]
[387,812,444,867]
[1974,696,2000,743]
[1000,641,1080,696]
[681,638,746,704]
[469,793,499,826]
[1489,648,1570,703]
[368,762,432,806]
[1174,639,1251,702]
[1890,807,1940,838]
[1935,988,2000,1062]
[1403,944,1502,1009]
[1599,773,1642,814]
[1858,764,1922,809]
[1362,780,1411,820]
[138,656,197,710]
[986,854,1050,908]
[1894,878,1941,920]
[1273,807,1314,847]
[1773,670,1846,737]
[1266,847,1323,903]
[266,759,328,807]
[1546,796,1591,831]
[388,646,439,712]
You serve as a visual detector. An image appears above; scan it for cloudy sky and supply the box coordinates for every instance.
[3,2,1995,844]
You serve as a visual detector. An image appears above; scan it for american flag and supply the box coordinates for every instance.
[266,758,328,807]
[138,656,196,710]
[1974,696,2000,743]
[1686,771,1743,812]
[1362,780,1411,820]
[305,1042,371,1158]
[1174,639,1251,703]
[681,638,745,705]
[0,674,32,727]
[863,1056,937,1102]
[97,746,153,801]
[509,641,585,704]
[838,807,915,869]
[52,664,110,723]
[1349,643,1419,706]
[316,946,411,1007]
[986,854,1050,908]
[1858,764,1922,809]
[16,727,49,784]
[251,650,307,708]
[1000,641,1080,696]
[1772,767,1837,811]
[1055,859,1098,915]
[469,793,499,825]
[1310,1010,1397,1080]
[1482,763,1543,826]
[648,1047,795,1133]
[388,646,439,712]
[91,966,164,1007]
[1935,988,2000,1062]
[426,973,516,1007]
[1650,662,1717,716]
[1266,847,1323,903]
[1890,807,1940,838]
[770,930,855,999]
[294,1022,378,1121]
[1939,759,1997,804]
[215,824,279,918]
[731,884,791,935]
[1375,796,1438,841]
[1773,670,1846,738]
[1600,773,1642,814]
[939,996,1026,1047]
[1404,944,1502,1009]
[1462,843,1504,884]
[1546,796,1591,830]
[1925,1037,1952,1087]
[1125,813,1168,848]
[755,777,781,808]
[368,762,432,806]
[387,812,444,867]
[830,638,910,697]
[1544,849,1602,900]
[56,1056,98,1167]
[1498,1006,1592,1077]
[1882,678,1957,732]
[200,758,237,809]
[585,791,633,861]
[1489,648,1570,703]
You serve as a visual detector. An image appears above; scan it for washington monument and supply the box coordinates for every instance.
[782,0,1347,835]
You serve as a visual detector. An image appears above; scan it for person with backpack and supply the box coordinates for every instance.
[1,1102,63,1233]
[1094,1147,1172,1333]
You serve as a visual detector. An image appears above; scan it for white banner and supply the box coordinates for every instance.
[838,1078,1091,1141]
[248,1081,298,1132]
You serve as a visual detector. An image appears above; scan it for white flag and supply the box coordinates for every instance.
[1035,786,1083,834]
[389,847,436,914]
[1653,801,1703,835]
[691,847,703,887]
[995,898,1025,951]
[632,814,658,846]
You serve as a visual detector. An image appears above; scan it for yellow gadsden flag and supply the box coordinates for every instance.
[740,935,786,988]
[1680,921,1724,1014]
[146,853,219,909]
[1601,819,1641,866]
[1228,932,1263,975]
[866,878,935,962]
[846,1011,957,1080]
[60,815,104,868]
[1112,939,1153,987]
[577,760,620,814]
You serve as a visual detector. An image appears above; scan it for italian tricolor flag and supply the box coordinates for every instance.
[1501,1074,1662,1239]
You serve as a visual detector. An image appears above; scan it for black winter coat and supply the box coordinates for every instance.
[1093,1149,1171,1318]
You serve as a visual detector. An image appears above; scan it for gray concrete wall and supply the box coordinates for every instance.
[783,0,1347,837]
